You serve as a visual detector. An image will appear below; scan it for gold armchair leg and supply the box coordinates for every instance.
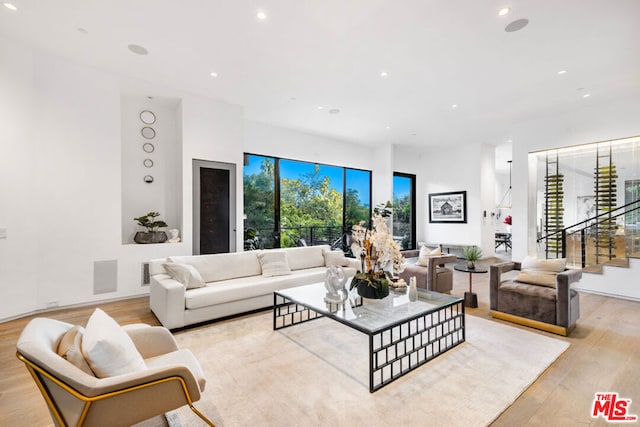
[189,405,216,426]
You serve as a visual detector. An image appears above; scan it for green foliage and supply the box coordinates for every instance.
[134,212,168,232]
[463,245,483,261]
[244,157,371,248]
[350,270,392,298]
[345,188,370,226]
[243,157,276,232]
[373,201,393,217]
[393,194,411,249]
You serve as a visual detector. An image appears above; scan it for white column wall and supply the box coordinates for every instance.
[0,37,245,320]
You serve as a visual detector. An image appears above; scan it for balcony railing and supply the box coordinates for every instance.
[244,225,349,251]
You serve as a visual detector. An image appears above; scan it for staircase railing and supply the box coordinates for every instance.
[537,199,640,269]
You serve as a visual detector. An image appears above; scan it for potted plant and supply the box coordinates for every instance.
[463,245,482,269]
[133,212,168,244]
[349,211,405,299]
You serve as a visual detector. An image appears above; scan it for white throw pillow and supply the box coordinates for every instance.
[81,308,147,378]
[515,256,567,288]
[521,256,566,273]
[57,326,95,375]
[163,262,206,289]
[416,245,442,266]
[323,250,349,267]
[514,271,557,288]
[257,251,292,277]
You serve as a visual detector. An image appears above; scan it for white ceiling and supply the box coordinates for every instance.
[1,0,639,150]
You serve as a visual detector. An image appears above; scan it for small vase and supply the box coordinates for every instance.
[355,280,389,299]
[134,231,168,244]
[467,260,475,270]
[409,276,418,301]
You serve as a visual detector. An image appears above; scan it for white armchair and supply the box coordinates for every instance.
[16,317,214,426]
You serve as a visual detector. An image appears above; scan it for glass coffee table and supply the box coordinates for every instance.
[274,282,465,392]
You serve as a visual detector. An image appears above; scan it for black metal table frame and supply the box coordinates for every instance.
[273,291,465,393]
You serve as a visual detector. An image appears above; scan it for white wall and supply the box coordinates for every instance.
[510,96,640,300]
[244,121,374,171]
[0,35,244,320]
[121,96,182,243]
[394,143,495,256]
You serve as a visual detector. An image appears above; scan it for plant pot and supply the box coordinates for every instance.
[134,231,167,244]
[467,260,475,270]
[355,279,389,299]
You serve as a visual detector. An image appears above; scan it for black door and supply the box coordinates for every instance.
[199,167,230,254]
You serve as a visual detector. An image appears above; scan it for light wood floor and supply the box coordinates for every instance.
[2,258,639,426]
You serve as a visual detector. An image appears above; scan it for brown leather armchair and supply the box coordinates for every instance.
[399,249,457,293]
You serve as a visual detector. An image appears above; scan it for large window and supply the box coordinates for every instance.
[243,154,371,250]
[393,172,416,250]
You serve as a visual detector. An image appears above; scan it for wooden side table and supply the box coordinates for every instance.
[454,264,488,308]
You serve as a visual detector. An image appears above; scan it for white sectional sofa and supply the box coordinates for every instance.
[149,245,360,329]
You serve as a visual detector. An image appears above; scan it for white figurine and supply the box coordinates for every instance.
[168,229,181,243]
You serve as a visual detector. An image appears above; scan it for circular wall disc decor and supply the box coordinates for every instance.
[141,126,156,139]
[143,158,154,168]
[143,142,155,153]
[140,110,156,124]
[144,175,154,183]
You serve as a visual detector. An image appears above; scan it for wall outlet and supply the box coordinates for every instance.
[46,301,59,309]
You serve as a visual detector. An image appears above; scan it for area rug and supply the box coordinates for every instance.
[145,312,569,427]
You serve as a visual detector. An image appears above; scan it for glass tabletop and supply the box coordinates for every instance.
[275,281,462,334]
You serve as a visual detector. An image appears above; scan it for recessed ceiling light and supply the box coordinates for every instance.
[507,139,513,143]
[210,72,218,78]
[386,126,391,130]
[497,7,511,16]
[256,11,267,20]
[328,108,340,114]
[127,44,148,55]
[380,71,389,78]
[317,106,324,110]
[290,97,297,101]
[557,70,567,75]
[77,28,88,34]
[583,93,591,98]
[505,18,529,32]
[451,104,458,109]
[3,2,17,10]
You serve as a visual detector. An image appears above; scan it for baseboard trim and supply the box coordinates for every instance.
[490,310,571,336]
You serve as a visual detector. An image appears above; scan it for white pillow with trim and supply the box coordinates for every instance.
[81,308,147,378]
[163,262,206,289]
[258,251,292,277]
[416,245,442,266]
[323,250,349,267]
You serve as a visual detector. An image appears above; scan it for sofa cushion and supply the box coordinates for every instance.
[521,256,566,273]
[258,250,292,277]
[184,266,358,310]
[420,245,441,257]
[497,282,557,325]
[57,325,95,376]
[163,263,206,289]
[514,271,557,288]
[416,246,442,266]
[323,249,349,267]
[515,256,566,288]
[81,308,147,378]
[285,245,328,270]
[169,252,262,283]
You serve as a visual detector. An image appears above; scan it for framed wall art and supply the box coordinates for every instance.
[429,190,467,223]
